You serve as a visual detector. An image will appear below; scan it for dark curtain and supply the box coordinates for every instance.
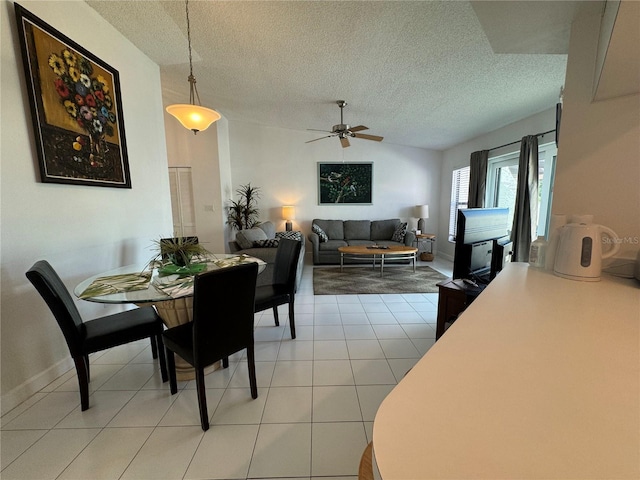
[511,135,539,262]
[468,150,488,208]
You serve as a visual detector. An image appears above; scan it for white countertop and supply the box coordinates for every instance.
[373,263,640,479]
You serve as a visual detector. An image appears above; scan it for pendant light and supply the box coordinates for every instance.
[166,0,220,134]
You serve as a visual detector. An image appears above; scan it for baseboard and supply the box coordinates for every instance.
[1,357,74,415]
[438,252,454,263]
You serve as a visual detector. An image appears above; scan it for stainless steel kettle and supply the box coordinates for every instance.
[553,215,620,281]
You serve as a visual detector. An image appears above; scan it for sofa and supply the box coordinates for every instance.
[309,219,416,265]
[228,221,305,289]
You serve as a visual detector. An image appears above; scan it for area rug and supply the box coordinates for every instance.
[313,266,447,295]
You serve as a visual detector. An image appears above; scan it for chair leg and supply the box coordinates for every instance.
[272,306,280,326]
[288,299,296,340]
[222,356,229,368]
[155,334,168,382]
[166,350,178,395]
[84,354,90,383]
[246,345,258,399]
[195,368,209,431]
[73,356,90,411]
[150,336,158,359]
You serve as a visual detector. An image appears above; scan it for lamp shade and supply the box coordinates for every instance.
[415,205,429,219]
[282,205,295,220]
[166,104,221,133]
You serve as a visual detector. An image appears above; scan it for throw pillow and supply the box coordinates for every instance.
[276,231,303,242]
[257,221,276,239]
[312,223,328,242]
[235,227,268,250]
[253,239,279,248]
[391,222,407,242]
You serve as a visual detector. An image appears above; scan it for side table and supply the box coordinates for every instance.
[414,233,436,261]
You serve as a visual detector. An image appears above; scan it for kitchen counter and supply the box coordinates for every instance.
[373,263,640,479]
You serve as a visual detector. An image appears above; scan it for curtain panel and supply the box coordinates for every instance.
[468,150,488,208]
[511,135,539,262]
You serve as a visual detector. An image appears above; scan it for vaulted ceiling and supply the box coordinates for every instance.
[86,0,588,150]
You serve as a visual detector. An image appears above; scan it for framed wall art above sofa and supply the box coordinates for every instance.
[318,162,372,204]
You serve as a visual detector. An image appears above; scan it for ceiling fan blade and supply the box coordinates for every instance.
[340,137,350,148]
[305,135,334,144]
[353,133,384,142]
[307,129,332,133]
[349,125,369,132]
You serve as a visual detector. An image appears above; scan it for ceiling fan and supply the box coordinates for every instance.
[305,100,384,148]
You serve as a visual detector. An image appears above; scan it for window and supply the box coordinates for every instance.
[485,151,519,235]
[485,142,557,237]
[448,166,470,241]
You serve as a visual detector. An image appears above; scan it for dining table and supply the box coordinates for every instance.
[74,253,266,380]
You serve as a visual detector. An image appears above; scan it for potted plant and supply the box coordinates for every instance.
[226,183,260,230]
[151,237,209,269]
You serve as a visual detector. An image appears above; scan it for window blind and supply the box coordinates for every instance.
[448,166,470,241]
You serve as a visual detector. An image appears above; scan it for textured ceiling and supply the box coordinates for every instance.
[86,0,585,150]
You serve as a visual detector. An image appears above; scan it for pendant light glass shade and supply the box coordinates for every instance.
[166,104,221,133]
[166,0,220,134]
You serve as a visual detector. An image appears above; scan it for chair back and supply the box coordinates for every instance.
[191,262,258,368]
[272,238,302,291]
[26,260,85,356]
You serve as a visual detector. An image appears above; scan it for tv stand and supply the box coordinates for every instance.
[436,277,486,340]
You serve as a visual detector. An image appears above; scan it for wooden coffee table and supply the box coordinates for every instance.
[338,245,418,277]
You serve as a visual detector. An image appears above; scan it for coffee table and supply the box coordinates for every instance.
[338,245,418,277]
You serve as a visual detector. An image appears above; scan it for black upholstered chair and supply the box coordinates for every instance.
[254,237,302,339]
[25,260,168,411]
[162,262,259,431]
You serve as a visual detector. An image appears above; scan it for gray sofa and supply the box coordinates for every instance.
[309,219,416,265]
[228,221,305,289]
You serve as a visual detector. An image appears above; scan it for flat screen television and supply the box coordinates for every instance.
[453,208,510,281]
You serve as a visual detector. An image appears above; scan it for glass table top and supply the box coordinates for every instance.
[73,254,266,304]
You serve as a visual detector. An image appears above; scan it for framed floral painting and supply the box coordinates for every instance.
[15,4,131,188]
[318,162,373,204]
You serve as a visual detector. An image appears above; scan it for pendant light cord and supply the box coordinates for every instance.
[185,0,201,106]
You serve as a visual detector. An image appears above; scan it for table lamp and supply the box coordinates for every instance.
[282,205,295,231]
[415,205,429,233]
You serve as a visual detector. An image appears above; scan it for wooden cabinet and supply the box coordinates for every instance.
[436,278,484,340]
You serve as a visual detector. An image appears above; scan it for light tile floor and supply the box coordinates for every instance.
[1,259,451,480]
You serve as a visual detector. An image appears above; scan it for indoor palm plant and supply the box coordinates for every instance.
[226,183,261,230]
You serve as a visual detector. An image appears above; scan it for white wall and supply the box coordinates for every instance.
[552,3,640,255]
[438,108,557,260]
[1,0,173,412]
[227,121,442,249]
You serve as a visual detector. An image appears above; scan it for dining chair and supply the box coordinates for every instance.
[25,260,168,411]
[162,262,259,431]
[254,237,302,339]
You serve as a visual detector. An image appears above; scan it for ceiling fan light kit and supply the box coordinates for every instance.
[306,100,384,148]
[166,0,220,134]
